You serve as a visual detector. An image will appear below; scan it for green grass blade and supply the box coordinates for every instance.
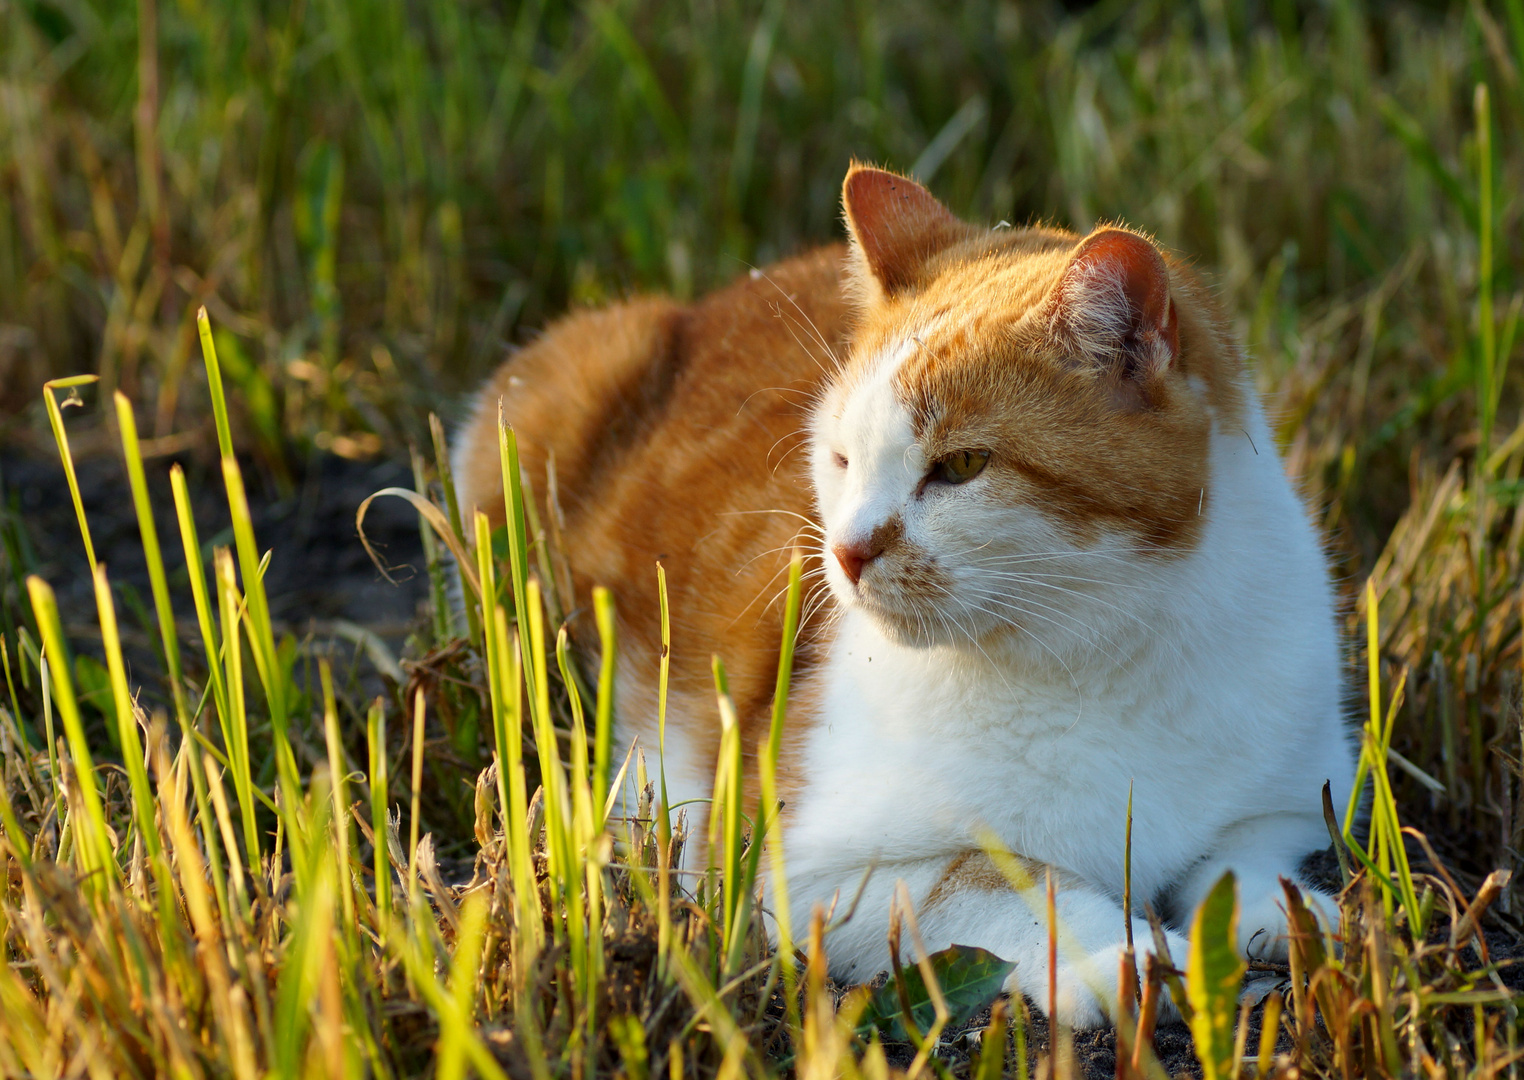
[26,576,118,897]
[0,761,32,865]
[221,456,307,882]
[475,507,513,828]
[555,625,593,845]
[437,892,493,1080]
[118,395,230,929]
[496,411,537,707]
[197,307,235,460]
[42,375,101,576]
[656,562,672,846]
[215,547,261,872]
[0,637,29,757]
[392,893,512,1080]
[655,562,674,979]
[1476,83,1496,462]
[198,310,302,870]
[170,465,230,730]
[761,550,803,1023]
[113,393,187,719]
[320,660,357,933]
[366,697,392,936]
[91,564,176,915]
[430,412,480,649]
[492,610,540,944]
[592,585,616,829]
[407,686,427,919]
[271,786,337,1080]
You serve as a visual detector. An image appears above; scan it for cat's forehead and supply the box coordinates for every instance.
[833,337,920,455]
[833,239,1075,429]
[851,233,1073,351]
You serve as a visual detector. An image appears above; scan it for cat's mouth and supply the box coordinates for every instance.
[840,561,964,648]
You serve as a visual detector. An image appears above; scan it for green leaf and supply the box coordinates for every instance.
[857,944,1015,1043]
[1187,872,1245,1080]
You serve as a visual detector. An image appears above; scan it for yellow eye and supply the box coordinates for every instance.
[932,449,990,485]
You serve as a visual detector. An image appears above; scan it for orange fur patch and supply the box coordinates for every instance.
[456,247,852,803]
[920,851,1029,915]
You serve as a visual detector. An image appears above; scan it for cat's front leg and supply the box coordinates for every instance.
[1170,813,1340,960]
[804,850,1187,1030]
[909,851,1188,1028]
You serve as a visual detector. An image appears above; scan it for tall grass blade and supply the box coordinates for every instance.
[592,585,616,827]
[118,393,230,925]
[215,547,262,871]
[91,563,178,932]
[496,409,537,704]
[26,577,118,895]
[366,697,392,935]
[197,306,235,460]
[760,549,803,1021]
[320,660,357,933]
[42,375,102,575]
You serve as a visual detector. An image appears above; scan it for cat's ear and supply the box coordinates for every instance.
[841,164,970,304]
[1045,228,1179,379]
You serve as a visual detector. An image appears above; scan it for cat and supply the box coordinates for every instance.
[453,163,1355,1028]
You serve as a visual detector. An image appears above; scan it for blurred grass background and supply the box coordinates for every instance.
[2,0,1523,887]
[1,1,1512,485]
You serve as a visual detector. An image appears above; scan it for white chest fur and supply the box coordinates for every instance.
[782,405,1354,921]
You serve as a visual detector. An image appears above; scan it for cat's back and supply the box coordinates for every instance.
[455,244,851,753]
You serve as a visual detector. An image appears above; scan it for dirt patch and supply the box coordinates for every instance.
[2,446,430,695]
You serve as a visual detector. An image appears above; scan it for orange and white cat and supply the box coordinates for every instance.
[454,164,1354,1027]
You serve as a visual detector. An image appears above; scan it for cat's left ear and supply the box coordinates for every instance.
[841,164,973,304]
[1045,228,1179,379]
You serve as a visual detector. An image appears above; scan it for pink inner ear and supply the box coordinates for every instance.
[1066,230,1179,365]
[842,166,963,296]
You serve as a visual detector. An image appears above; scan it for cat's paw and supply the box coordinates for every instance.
[1053,950,1126,1030]
[1010,934,1188,1030]
[1239,885,1337,959]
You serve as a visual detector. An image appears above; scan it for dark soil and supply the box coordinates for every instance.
[2,444,430,705]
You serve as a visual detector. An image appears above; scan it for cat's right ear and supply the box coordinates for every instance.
[1043,228,1179,383]
[841,164,970,305]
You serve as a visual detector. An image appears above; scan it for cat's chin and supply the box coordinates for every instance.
[851,594,968,650]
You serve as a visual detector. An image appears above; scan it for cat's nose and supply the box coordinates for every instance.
[832,538,884,585]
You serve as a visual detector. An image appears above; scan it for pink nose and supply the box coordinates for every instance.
[832,538,885,585]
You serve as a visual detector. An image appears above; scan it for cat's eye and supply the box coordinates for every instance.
[832,451,849,470]
[931,449,990,485]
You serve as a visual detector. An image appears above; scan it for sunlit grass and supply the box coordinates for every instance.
[2,2,1524,1078]
[3,297,1520,1078]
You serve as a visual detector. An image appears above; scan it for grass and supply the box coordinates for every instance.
[1,0,1524,1076]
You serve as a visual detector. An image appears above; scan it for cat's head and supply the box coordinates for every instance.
[810,164,1245,660]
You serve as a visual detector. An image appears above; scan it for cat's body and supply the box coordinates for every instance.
[455,166,1354,1026]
